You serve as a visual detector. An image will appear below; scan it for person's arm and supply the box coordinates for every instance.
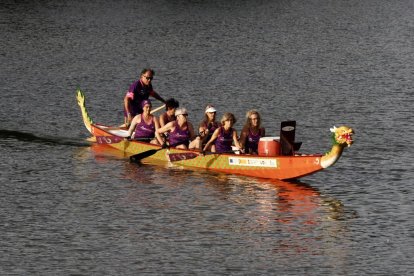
[152,116,161,145]
[156,121,173,145]
[159,113,166,127]
[126,115,140,138]
[233,129,242,150]
[261,127,266,137]
[150,90,166,104]
[124,92,133,125]
[238,127,248,150]
[202,128,219,152]
[188,122,201,150]
[188,122,199,141]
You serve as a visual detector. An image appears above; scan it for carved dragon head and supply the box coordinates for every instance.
[76,88,86,108]
[330,126,354,147]
[76,88,94,131]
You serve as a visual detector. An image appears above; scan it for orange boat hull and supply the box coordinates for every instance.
[90,124,324,180]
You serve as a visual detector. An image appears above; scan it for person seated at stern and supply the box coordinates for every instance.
[123,68,166,127]
[126,100,160,144]
[198,104,220,151]
[202,112,242,153]
[239,109,266,154]
[159,98,179,127]
[156,108,201,150]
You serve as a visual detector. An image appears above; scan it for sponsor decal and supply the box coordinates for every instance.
[229,157,277,168]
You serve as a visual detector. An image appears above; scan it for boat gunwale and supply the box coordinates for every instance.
[91,123,324,160]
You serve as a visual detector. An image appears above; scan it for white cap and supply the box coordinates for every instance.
[175,108,188,116]
[205,105,217,113]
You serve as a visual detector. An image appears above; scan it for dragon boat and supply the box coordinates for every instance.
[76,89,354,180]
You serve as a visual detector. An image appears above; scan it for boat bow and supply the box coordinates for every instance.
[320,126,354,168]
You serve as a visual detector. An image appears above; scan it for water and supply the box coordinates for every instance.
[1,0,413,275]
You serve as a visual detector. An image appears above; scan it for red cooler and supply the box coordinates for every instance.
[258,137,280,156]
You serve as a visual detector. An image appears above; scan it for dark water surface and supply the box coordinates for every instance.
[1,0,413,275]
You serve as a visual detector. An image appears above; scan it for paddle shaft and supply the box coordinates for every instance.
[130,136,168,162]
[130,147,165,163]
[150,104,166,114]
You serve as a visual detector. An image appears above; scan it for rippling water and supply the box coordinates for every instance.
[1,0,413,275]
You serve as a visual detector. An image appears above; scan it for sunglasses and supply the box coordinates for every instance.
[144,76,153,80]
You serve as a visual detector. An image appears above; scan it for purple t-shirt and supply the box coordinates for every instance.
[245,128,263,153]
[169,122,190,147]
[161,112,176,125]
[215,127,233,153]
[133,114,155,139]
[124,80,154,116]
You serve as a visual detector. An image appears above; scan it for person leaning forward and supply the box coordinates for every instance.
[156,108,201,150]
[123,68,166,127]
[203,112,242,153]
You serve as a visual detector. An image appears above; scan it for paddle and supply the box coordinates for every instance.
[130,144,168,163]
[150,104,166,114]
[129,133,169,163]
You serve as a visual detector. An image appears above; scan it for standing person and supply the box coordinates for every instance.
[239,110,266,154]
[198,105,219,151]
[156,108,201,150]
[124,68,166,127]
[125,100,160,144]
[159,98,179,127]
[203,112,242,153]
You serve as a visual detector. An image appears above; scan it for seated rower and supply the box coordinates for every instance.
[126,99,160,144]
[156,108,201,150]
[199,105,219,151]
[203,112,242,153]
[239,110,266,154]
[159,98,179,127]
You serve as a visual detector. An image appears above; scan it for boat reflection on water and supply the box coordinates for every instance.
[81,144,352,222]
[77,144,355,257]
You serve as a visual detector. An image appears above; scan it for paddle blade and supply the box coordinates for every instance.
[130,149,159,163]
[96,135,124,144]
[168,152,199,162]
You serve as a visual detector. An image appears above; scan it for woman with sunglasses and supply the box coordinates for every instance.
[202,112,242,153]
[156,108,201,150]
[239,110,266,154]
[123,68,166,127]
[198,105,220,151]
